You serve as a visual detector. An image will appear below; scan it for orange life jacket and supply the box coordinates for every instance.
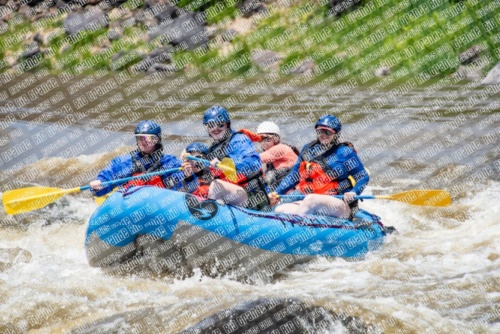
[296,141,357,195]
[123,173,166,190]
[192,176,211,199]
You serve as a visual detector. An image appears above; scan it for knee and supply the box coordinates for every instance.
[303,194,322,206]
[274,205,288,213]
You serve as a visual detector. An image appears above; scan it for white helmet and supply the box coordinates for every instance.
[257,121,281,137]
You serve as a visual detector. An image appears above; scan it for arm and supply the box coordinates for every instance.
[226,133,262,179]
[274,145,305,194]
[337,146,370,195]
[93,155,134,196]
[160,155,198,193]
[260,144,292,164]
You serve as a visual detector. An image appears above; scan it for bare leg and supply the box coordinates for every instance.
[274,202,302,214]
[208,179,248,207]
[294,194,350,218]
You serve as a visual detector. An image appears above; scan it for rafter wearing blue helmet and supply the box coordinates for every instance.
[90,120,197,196]
[195,106,270,211]
[181,142,213,199]
[271,115,369,220]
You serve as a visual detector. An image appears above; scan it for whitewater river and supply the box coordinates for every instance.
[0,72,499,333]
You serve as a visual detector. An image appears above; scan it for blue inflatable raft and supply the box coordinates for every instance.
[85,187,388,280]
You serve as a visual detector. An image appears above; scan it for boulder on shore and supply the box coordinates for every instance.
[481,61,500,85]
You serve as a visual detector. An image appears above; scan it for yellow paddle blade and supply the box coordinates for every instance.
[219,158,238,183]
[378,190,452,207]
[94,188,117,206]
[2,186,81,215]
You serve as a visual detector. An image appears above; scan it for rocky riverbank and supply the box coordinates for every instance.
[0,0,499,82]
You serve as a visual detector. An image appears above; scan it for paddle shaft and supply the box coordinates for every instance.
[279,194,375,200]
[186,155,234,172]
[83,167,182,191]
[4,168,182,204]
[278,190,451,207]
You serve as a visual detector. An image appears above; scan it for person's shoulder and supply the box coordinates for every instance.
[161,153,180,162]
[337,144,355,156]
[232,131,253,143]
[274,143,293,152]
[113,152,133,163]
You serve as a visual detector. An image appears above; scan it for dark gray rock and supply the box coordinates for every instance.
[181,298,379,334]
[288,57,315,74]
[481,61,500,85]
[148,11,207,50]
[251,49,282,71]
[63,9,108,35]
[73,298,379,334]
[22,41,41,58]
[374,66,391,77]
[107,28,122,41]
[238,0,266,18]
[146,63,176,73]
[26,0,49,7]
[328,0,362,16]
[148,46,173,62]
[458,45,483,65]
[111,50,126,63]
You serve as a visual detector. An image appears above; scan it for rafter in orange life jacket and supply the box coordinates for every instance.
[123,151,166,190]
[296,141,357,195]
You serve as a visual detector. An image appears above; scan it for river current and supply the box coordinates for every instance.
[0,73,499,333]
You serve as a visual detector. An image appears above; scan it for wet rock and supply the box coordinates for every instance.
[481,61,500,85]
[0,248,32,272]
[181,298,379,334]
[374,66,391,77]
[63,9,108,35]
[251,49,283,71]
[148,10,207,50]
[71,298,378,334]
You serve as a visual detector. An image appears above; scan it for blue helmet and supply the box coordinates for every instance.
[203,106,230,125]
[186,142,208,155]
[315,115,341,133]
[135,120,161,138]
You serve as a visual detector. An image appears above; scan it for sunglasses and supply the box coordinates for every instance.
[260,135,273,142]
[316,129,335,136]
[135,134,159,143]
[187,153,205,158]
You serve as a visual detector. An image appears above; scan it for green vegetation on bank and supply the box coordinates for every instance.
[0,0,498,80]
